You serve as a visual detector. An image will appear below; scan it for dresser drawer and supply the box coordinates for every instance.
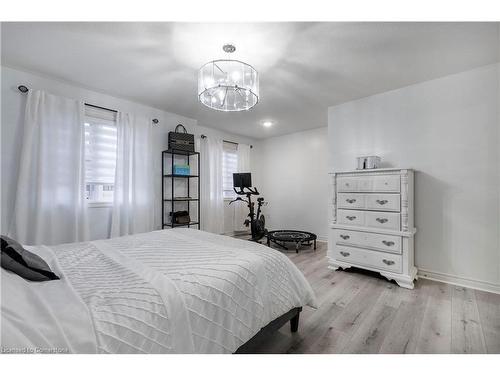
[372,175,400,192]
[337,209,365,226]
[337,193,366,209]
[365,194,400,211]
[338,176,371,192]
[334,229,402,254]
[338,193,400,212]
[337,177,359,192]
[365,211,400,231]
[334,245,402,273]
[337,175,400,193]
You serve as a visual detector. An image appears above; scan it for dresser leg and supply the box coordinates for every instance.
[380,271,416,290]
[395,280,415,289]
[328,259,352,271]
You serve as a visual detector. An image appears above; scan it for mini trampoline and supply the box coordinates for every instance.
[266,230,317,253]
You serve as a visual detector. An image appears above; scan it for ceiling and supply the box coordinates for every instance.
[2,22,499,139]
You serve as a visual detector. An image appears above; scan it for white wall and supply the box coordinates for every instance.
[328,63,500,290]
[497,61,500,290]
[1,66,255,240]
[253,127,329,240]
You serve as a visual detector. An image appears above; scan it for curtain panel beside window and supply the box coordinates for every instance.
[222,141,238,199]
[9,90,89,245]
[110,112,154,237]
[200,136,224,234]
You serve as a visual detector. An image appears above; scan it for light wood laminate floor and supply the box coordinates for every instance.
[254,241,500,354]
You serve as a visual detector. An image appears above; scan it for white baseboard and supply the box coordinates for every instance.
[418,268,500,295]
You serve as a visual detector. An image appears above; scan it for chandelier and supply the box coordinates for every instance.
[198,44,259,112]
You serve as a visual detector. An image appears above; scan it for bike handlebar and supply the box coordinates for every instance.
[233,187,260,195]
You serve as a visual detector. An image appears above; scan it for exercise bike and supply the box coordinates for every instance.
[229,183,268,242]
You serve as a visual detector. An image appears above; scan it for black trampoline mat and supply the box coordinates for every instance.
[267,230,317,242]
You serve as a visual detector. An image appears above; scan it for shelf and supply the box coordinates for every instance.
[162,148,200,229]
[163,222,200,228]
[163,149,199,156]
[164,198,199,202]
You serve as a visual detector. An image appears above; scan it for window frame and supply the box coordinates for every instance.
[84,105,118,207]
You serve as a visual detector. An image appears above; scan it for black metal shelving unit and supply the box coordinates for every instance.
[162,149,200,229]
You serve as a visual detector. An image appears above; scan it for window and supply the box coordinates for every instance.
[222,141,238,199]
[84,105,117,204]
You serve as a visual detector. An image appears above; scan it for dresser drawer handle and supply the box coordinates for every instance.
[376,218,388,223]
[346,199,356,204]
[340,234,350,240]
[382,259,395,266]
[376,199,388,205]
[340,251,350,257]
[382,240,395,246]
[346,216,357,221]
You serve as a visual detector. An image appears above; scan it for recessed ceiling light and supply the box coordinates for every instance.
[262,121,273,127]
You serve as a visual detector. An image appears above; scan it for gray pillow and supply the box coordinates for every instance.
[1,235,60,281]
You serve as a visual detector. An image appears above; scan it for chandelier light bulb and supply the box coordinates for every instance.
[204,77,214,86]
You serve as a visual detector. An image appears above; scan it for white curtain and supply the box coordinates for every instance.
[110,113,154,237]
[9,90,88,245]
[234,143,252,231]
[200,136,224,234]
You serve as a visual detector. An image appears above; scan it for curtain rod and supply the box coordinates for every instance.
[85,102,118,113]
[18,85,159,124]
[201,134,253,148]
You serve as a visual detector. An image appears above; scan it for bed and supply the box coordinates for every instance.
[1,228,316,354]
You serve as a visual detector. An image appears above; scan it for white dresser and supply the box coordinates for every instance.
[328,168,417,289]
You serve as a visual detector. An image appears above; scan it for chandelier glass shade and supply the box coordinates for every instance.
[198,54,259,112]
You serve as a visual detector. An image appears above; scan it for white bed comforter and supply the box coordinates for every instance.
[1,229,316,353]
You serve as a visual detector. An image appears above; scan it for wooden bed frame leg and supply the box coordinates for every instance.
[290,311,300,332]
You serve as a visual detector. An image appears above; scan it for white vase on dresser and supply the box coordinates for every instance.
[328,168,417,289]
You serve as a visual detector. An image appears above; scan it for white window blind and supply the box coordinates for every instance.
[222,141,238,199]
[84,105,117,203]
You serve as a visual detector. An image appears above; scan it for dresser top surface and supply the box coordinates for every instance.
[330,168,413,175]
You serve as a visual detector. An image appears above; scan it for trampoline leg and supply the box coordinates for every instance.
[270,239,288,250]
[314,239,316,251]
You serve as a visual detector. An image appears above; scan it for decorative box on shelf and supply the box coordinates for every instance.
[328,168,417,289]
[173,164,190,176]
